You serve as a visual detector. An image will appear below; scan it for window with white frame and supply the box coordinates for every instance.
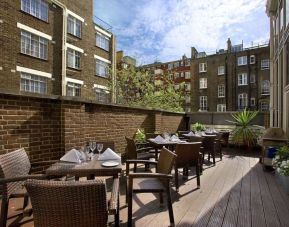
[250,73,256,83]
[180,61,184,66]
[250,97,256,106]
[218,66,225,75]
[261,80,270,94]
[185,83,191,91]
[174,72,179,79]
[238,73,248,86]
[250,55,256,64]
[199,78,207,89]
[67,82,81,96]
[21,0,48,22]
[95,88,110,103]
[237,56,247,66]
[185,96,191,103]
[199,63,207,72]
[174,62,179,68]
[20,72,47,94]
[21,30,48,60]
[67,15,81,38]
[199,96,208,111]
[218,84,225,97]
[168,73,173,80]
[67,48,81,69]
[260,101,269,111]
[96,32,110,51]
[238,93,248,110]
[185,72,191,79]
[96,59,109,77]
[217,104,226,112]
[180,72,184,77]
[261,59,270,69]
[168,63,173,70]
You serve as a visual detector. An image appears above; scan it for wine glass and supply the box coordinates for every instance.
[89,141,96,154]
[97,143,103,159]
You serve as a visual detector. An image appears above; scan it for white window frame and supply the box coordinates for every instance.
[218,66,225,75]
[261,59,270,70]
[238,93,248,110]
[21,0,48,22]
[199,78,207,89]
[238,73,248,86]
[185,83,191,91]
[250,73,256,83]
[250,55,256,64]
[199,63,207,72]
[96,59,109,77]
[185,95,191,103]
[237,56,247,66]
[67,48,81,69]
[96,32,110,51]
[199,96,208,111]
[218,84,225,97]
[180,72,184,77]
[185,71,191,79]
[20,72,47,94]
[168,63,173,70]
[67,82,81,97]
[261,80,270,94]
[67,15,82,38]
[174,72,179,79]
[217,104,226,112]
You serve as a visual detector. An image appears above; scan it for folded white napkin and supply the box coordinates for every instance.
[154,135,165,143]
[187,131,195,136]
[60,149,82,163]
[201,132,207,136]
[170,135,181,142]
[99,148,121,162]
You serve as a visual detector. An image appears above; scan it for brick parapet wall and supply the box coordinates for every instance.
[0,92,186,163]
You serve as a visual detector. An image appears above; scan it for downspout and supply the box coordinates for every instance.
[51,0,67,96]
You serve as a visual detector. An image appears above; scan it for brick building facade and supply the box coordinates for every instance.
[0,0,115,102]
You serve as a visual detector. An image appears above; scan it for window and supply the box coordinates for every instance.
[168,63,173,70]
[237,56,247,66]
[174,62,179,68]
[250,55,256,64]
[218,66,225,75]
[217,104,226,112]
[96,59,109,77]
[185,96,191,103]
[261,59,270,70]
[21,30,48,60]
[199,63,207,72]
[260,101,269,111]
[199,96,208,111]
[185,83,191,91]
[218,84,225,97]
[185,60,190,66]
[96,88,110,103]
[20,72,47,94]
[251,98,256,106]
[96,32,110,51]
[67,15,81,38]
[180,72,184,77]
[67,48,81,69]
[21,0,48,22]
[238,73,248,86]
[174,72,179,79]
[199,78,207,89]
[250,73,256,83]
[174,84,179,90]
[67,82,81,96]
[238,93,248,110]
[180,61,184,66]
[261,80,270,94]
[185,72,191,79]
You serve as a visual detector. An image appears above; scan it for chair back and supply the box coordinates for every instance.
[156,147,177,174]
[25,179,108,227]
[125,137,137,159]
[188,136,204,143]
[175,142,201,168]
[0,148,31,198]
[94,141,115,153]
[202,135,216,151]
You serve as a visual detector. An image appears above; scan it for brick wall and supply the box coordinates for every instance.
[0,92,185,163]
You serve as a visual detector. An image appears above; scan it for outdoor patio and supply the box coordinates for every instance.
[4,147,289,227]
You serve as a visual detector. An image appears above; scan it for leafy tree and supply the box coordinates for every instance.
[109,66,185,112]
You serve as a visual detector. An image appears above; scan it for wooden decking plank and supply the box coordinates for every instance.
[256,162,281,227]
[250,157,266,227]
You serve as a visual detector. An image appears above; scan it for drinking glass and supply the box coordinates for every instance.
[97,143,103,159]
[89,141,96,153]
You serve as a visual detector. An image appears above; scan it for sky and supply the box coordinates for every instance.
[94,0,269,66]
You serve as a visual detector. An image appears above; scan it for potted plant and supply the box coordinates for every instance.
[192,122,206,132]
[134,128,146,143]
[273,145,289,194]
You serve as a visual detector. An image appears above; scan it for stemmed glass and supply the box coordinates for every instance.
[89,141,96,154]
[97,143,103,159]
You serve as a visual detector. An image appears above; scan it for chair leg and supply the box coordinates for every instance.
[145,163,149,171]
[115,192,120,227]
[1,197,9,227]
[196,164,200,189]
[127,178,133,227]
[159,192,164,206]
[174,165,179,192]
[166,186,175,226]
[219,146,222,160]
[133,163,137,173]
[23,193,29,210]
[212,151,216,165]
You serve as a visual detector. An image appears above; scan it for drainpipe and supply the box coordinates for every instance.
[51,0,67,96]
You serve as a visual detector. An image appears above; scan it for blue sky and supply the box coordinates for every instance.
[94,0,269,65]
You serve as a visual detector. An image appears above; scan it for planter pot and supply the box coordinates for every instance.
[275,172,289,194]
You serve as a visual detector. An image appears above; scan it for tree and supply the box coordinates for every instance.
[109,67,185,112]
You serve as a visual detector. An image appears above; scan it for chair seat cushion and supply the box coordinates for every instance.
[137,152,155,160]
[132,178,165,192]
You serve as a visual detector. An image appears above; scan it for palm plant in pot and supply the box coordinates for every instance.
[230,109,259,149]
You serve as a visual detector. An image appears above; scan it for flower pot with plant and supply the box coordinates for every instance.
[192,122,206,132]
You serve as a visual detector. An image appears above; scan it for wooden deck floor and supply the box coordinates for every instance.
[6,148,289,227]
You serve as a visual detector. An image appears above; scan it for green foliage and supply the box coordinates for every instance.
[109,67,185,112]
[273,146,289,176]
[192,122,206,131]
[230,109,259,148]
[134,128,146,143]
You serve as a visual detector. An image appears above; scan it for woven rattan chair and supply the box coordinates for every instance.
[125,137,154,172]
[174,142,202,191]
[126,147,177,227]
[0,148,51,227]
[25,178,119,227]
[202,135,217,165]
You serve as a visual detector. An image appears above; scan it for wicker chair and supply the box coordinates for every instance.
[174,142,202,191]
[0,148,51,227]
[202,135,217,165]
[126,147,177,227]
[25,178,119,227]
[125,137,155,172]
